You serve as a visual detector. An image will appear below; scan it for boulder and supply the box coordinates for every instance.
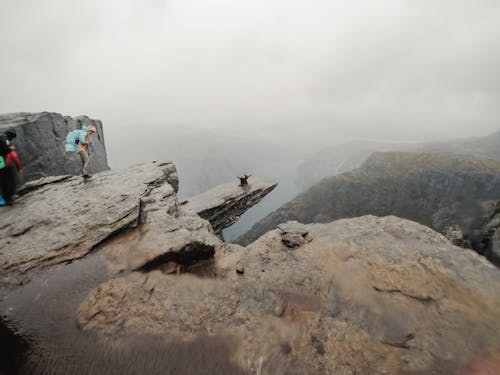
[0,112,110,182]
[278,221,312,248]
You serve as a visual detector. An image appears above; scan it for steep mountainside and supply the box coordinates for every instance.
[238,152,500,256]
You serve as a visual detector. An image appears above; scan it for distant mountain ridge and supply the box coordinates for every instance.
[238,151,500,257]
[296,130,500,190]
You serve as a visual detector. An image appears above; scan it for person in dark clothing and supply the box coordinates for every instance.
[238,173,251,186]
[0,129,20,205]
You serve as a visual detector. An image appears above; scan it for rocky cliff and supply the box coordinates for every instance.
[238,152,500,254]
[0,112,109,182]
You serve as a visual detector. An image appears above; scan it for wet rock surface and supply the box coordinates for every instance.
[0,161,279,374]
[76,216,500,375]
[0,162,182,281]
[0,112,110,182]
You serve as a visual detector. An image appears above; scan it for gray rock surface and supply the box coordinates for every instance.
[0,112,110,182]
[239,152,500,253]
[75,216,500,375]
[0,161,186,282]
[184,180,277,235]
[278,221,311,248]
[0,161,273,285]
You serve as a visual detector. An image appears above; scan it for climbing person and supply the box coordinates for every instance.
[65,125,96,178]
[0,129,20,206]
[238,173,251,186]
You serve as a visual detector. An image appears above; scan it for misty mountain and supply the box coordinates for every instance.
[237,152,500,253]
[295,141,404,190]
[417,130,500,160]
[295,130,500,190]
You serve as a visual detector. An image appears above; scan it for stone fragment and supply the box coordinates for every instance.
[282,233,307,248]
[236,265,245,275]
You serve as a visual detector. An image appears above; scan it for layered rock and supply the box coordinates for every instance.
[0,112,109,182]
[238,152,500,252]
[184,180,277,236]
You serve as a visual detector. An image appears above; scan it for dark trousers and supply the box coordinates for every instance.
[0,164,17,202]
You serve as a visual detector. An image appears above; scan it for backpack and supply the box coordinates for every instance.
[65,127,88,152]
[0,134,10,170]
[0,134,10,157]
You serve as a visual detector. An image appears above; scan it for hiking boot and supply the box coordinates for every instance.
[82,174,92,179]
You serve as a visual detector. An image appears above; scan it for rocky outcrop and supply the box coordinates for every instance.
[277,221,312,248]
[73,216,500,375]
[238,152,500,254]
[0,112,109,182]
[184,180,277,236]
[0,162,272,284]
[0,161,187,281]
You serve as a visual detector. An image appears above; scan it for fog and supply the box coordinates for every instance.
[1,0,499,145]
[1,0,500,238]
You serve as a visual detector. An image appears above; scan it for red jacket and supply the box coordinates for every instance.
[6,149,21,171]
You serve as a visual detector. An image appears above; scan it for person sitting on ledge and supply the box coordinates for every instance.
[238,173,251,186]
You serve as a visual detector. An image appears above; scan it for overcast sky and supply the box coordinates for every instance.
[1,0,499,144]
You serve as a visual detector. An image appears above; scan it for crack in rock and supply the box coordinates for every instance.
[372,286,435,304]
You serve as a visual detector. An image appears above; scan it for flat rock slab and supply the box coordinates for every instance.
[0,162,176,279]
[184,179,277,234]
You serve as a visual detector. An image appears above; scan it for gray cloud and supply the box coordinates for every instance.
[0,0,499,146]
